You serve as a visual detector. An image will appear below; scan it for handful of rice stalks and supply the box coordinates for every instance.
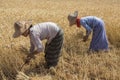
[16,71,30,80]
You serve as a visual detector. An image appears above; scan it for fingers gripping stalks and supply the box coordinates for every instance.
[25,54,35,64]
[83,35,89,42]
[20,53,35,71]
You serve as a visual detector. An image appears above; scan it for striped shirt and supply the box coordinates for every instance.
[29,22,60,53]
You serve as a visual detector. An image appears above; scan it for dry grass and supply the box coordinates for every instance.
[0,0,120,80]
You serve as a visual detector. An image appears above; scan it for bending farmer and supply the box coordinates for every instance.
[68,11,109,53]
[13,21,64,68]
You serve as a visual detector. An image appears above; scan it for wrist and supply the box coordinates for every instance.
[33,50,39,55]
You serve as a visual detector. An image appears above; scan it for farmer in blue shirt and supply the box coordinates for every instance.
[68,11,109,53]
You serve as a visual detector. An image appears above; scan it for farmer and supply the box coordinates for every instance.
[68,11,109,53]
[13,21,64,68]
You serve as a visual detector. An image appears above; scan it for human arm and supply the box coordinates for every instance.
[25,32,44,64]
[83,30,91,42]
[80,19,92,42]
[29,37,35,54]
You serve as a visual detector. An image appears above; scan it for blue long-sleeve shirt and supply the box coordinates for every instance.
[80,16,102,36]
[80,16,108,51]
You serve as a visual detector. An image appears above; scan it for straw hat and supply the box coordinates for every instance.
[68,11,78,26]
[13,20,32,38]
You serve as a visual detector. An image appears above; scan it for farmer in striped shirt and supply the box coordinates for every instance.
[13,21,64,68]
[68,11,109,53]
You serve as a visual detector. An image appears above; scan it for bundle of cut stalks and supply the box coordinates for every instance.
[16,71,53,80]
[16,71,30,80]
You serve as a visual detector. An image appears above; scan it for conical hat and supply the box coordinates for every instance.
[13,20,32,38]
[68,11,78,26]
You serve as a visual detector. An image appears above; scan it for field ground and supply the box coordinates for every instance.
[0,0,120,80]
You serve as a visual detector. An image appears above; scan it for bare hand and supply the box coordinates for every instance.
[25,53,35,64]
[25,51,38,64]
[83,35,88,42]
[25,57,31,64]
[27,53,35,59]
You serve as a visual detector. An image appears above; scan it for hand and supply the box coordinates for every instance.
[27,53,34,59]
[25,57,31,64]
[25,51,38,64]
[25,53,35,64]
[83,35,88,42]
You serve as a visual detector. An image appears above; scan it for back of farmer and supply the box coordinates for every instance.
[13,21,64,69]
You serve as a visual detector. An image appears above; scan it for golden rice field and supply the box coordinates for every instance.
[0,0,120,80]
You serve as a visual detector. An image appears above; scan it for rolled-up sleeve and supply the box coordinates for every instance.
[80,19,92,36]
[30,32,44,53]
